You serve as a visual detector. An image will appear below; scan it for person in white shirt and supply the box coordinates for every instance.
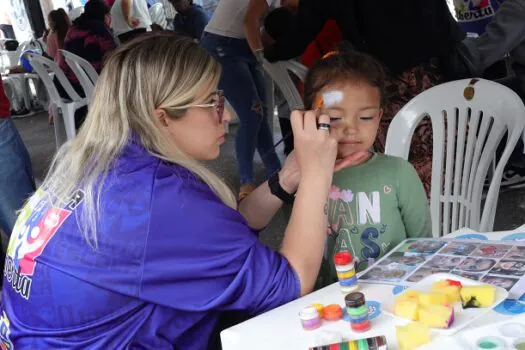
[200,0,281,200]
[111,0,152,43]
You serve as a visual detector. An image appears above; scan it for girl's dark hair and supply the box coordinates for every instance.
[48,9,70,49]
[303,43,388,109]
[83,0,110,22]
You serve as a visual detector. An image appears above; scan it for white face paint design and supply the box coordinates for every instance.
[322,91,344,108]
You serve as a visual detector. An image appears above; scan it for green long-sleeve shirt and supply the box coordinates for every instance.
[321,153,431,285]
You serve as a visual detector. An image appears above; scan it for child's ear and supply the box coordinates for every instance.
[378,108,384,121]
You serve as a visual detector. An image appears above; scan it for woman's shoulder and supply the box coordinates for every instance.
[112,139,234,217]
[115,142,202,187]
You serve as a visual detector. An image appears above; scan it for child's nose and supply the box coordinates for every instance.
[343,119,358,134]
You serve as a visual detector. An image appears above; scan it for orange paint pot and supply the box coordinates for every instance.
[323,304,343,321]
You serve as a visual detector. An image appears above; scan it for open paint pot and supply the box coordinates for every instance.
[513,338,525,350]
[499,323,525,338]
[476,337,506,350]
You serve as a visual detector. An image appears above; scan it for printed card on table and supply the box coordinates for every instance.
[358,238,525,299]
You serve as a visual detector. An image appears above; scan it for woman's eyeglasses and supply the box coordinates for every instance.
[189,90,225,123]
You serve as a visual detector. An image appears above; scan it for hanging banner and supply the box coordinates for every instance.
[5,0,33,42]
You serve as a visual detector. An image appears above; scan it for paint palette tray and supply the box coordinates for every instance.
[425,314,525,349]
[432,315,525,350]
[457,315,525,350]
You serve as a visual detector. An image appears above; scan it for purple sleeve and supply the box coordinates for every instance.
[139,167,301,315]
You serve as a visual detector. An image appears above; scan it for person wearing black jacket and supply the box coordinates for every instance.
[266,0,465,196]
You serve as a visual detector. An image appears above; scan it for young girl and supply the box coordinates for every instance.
[303,49,432,285]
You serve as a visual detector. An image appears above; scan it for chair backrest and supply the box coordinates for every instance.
[262,59,306,111]
[16,40,41,57]
[28,53,82,104]
[281,60,308,82]
[385,78,525,237]
[60,49,99,100]
[149,3,167,29]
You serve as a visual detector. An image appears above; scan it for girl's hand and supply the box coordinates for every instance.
[280,112,371,192]
[335,151,371,172]
[279,150,370,193]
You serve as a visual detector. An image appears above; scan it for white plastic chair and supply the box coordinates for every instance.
[149,3,167,29]
[16,40,42,58]
[385,79,525,237]
[60,49,98,102]
[28,53,87,149]
[263,59,306,112]
[20,73,41,111]
[1,76,24,111]
[262,59,307,133]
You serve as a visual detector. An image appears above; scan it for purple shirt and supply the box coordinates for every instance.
[1,139,300,349]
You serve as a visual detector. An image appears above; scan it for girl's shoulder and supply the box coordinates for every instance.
[364,153,415,174]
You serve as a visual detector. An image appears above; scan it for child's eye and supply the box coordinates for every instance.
[329,117,343,124]
[360,116,376,121]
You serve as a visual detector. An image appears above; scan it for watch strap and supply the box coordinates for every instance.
[269,172,295,204]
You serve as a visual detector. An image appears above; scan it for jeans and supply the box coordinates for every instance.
[200,32,281,184]
[0,118,35,236]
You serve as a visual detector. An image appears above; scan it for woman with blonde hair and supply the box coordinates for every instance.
[1,33,365,348]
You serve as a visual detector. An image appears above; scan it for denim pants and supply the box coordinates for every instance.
[0,118,35,236]
[200,32,281,185]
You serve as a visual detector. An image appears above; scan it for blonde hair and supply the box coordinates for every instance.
[41,33,236,247]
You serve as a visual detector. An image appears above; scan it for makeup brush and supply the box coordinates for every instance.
[315,96,342,123]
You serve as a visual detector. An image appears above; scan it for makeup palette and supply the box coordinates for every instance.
[426,314,525,349]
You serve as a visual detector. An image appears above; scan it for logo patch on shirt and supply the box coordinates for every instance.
[0,311,13,350]
[455,0,494,22]
[4,189,84,300]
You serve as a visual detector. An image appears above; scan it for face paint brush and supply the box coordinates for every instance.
[315,95,341,122]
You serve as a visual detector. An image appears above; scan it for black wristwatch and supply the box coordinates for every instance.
[268,172,295,204]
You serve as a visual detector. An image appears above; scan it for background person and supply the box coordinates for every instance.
[44,8,71,62]
[200,0,282,200]
[169,0,209,40]
[58,0,117,128]
[0,79,35,283]
[111,0,152,43]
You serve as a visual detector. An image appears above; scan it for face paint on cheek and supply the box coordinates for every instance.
[322,91,344,107]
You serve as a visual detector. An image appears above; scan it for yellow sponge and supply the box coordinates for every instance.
[397,323,430,350]
[431,281,461,304]
[396,290,419,303]
[418,292,449,307]
[460,285,496,308]
[394,300,419,321]
[418,304,455,329]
